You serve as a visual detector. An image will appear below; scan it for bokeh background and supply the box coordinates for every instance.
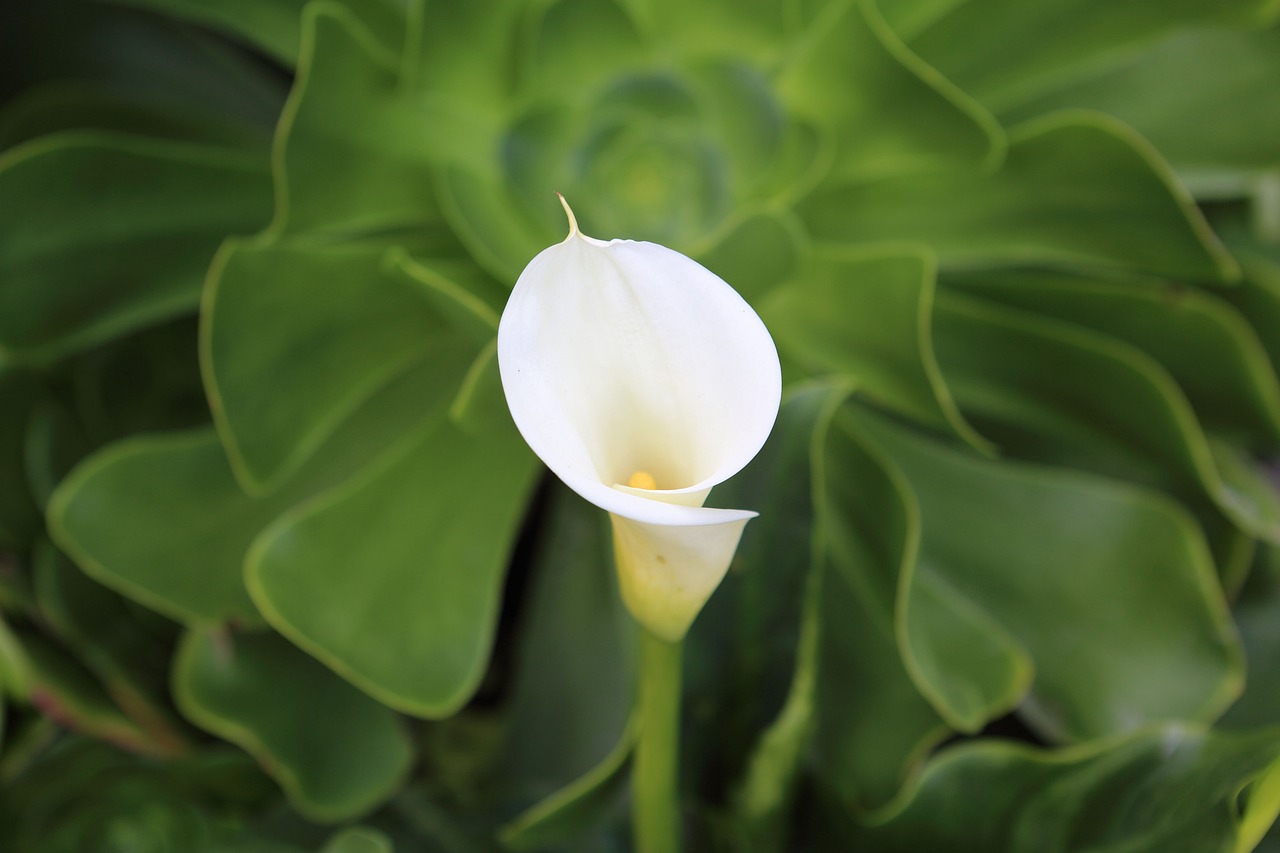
[2,0,1280,850]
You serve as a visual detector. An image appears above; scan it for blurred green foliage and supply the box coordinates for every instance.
[2,0,1280,849]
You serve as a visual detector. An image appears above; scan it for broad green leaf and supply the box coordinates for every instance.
[202,237,491,491]
[763,247,987,451]
[830,413,1030,735]
[810,406,953,815]
[1001,25,1280,188]
[173,628,412,821]
[897,0,1279,113]
[841,725,1280,852]
[933,292,1280,544]
[851,406,1244,742]
[48,430,266,625]
[492,483,635,825]
[49,320,482,627]
[944,269,1280,449]
[776,0,1001,184]
[246,414,539,718]
[0,132,272,361]
[267,3,441,239]
[799,112,1237,282]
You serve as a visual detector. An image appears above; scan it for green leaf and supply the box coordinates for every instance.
[0,132,272,361]
[895,0,1279,113]
[798,112,1237,282]
[49,429,268,626]
[840,725,1280,852]
[944,269,1280,450]
[269,4,437,237]
[202,237,491,492]
[808,403,953,816]
[48,309,487,626]
[763,246,988,452]
[933,292,1280,544]
[776,0,1002,183]
[173,628,412,822]
[246,414,539,718]
[1001,25,1280,187]
[850,406,1244,742]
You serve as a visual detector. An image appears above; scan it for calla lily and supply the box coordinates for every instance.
[497,197,782,641]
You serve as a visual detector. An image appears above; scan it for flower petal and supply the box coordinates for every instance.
[610,510,751,641]
[497,231,782,504]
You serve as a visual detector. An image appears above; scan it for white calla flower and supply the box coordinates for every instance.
[497,197,782,641]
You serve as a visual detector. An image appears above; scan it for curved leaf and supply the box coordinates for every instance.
[841,725,1280,852]
[0,132,272,361]
[944,269,1280,449]
[776,0,1002,183]
[201,237,490,492]
[764,246,988,451]
[933,292,1280,543]
[1001,25,1280,187]
[799,112,1237,282]
[173,628,412,821]
[48,430,271,626]
[810,398,955,815]
[896,0,1278,113]
[246,414,539,718]
[851,406,1244,742]
[268,3,435,237]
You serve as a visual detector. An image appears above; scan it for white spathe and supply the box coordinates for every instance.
[498,198,782,641]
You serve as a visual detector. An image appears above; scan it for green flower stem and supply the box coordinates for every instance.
[633,629,684,853]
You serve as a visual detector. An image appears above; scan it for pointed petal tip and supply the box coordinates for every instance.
[556,192,579,238]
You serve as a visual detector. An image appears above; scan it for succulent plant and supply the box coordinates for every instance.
[3,0,1280,849]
